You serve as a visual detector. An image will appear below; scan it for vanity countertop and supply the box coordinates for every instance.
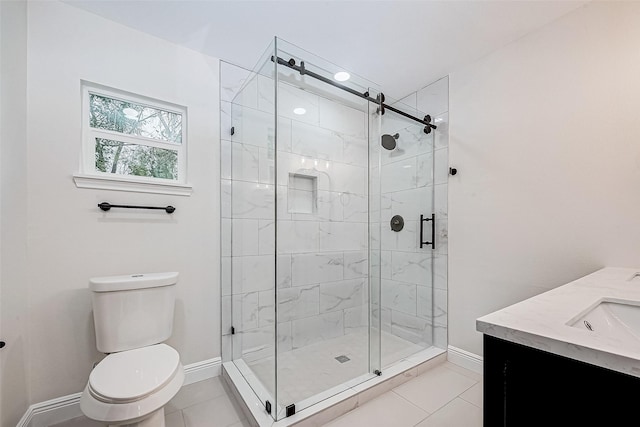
[476,267,640,378]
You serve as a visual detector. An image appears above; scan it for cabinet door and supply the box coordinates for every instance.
[484,334,640,426]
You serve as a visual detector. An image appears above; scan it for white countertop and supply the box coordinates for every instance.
[476,267,640,378]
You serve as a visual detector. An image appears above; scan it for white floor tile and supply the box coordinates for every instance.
[325,391,429,427]
[49,362,484,427]
[392,364,476,413]
[415,398,482,427]
[166,377,227,413]
[229,419,254,427]
[48,415,103,427]
[459,381,483,407]
[165,410,186,427]
[49,411,184,427]
[182,393,246,427]
[443,361,482,382]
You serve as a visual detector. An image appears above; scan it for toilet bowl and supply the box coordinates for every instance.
[80,344,185,427]
[80,272,183,427]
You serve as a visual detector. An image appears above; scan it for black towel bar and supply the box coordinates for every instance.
[98,202,175,214]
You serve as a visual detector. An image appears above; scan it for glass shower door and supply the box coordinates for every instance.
[273,38,380,419]
[378,98,437,368]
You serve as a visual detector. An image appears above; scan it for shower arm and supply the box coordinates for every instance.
[272,56,438,133]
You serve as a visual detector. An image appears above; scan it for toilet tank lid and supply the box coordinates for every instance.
[89,272,178,292]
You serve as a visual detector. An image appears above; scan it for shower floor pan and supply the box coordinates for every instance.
[222,331,446,426]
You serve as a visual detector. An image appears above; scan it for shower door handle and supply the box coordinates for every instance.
[420,214,435,250]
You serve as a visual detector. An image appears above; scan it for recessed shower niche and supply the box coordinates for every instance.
[288,173,317,214]
[220,37,449,424]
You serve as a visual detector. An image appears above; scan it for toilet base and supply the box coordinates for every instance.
[108,408,165,427]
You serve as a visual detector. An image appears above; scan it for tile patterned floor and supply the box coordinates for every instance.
[326,362,483,427]
[51,361,482,427]
[248,330,424,407]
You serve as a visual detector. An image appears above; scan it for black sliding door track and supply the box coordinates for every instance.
[272,56,437,132]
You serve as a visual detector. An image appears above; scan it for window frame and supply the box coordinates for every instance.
[76,81,191,194]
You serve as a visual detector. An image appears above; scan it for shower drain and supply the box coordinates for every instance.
[335,355,350,363]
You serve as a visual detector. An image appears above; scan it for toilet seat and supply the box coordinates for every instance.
[80,344,185,425]
[88,344,180,404]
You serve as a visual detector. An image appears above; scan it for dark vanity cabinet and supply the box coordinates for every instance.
[483,335,640,426]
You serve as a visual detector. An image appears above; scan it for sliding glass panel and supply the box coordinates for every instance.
[274,37,379,420]
[379,95,436,367]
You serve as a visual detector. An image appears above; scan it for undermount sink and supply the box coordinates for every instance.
[568,299,640,342]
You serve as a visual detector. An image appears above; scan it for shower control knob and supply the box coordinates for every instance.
[390,215,404,232]
[449,167,457,176]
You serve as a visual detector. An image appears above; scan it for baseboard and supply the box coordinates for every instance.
[447,345,483,374]
[18,356,221,427]
[16,393,84,427]
[182,357,222,386]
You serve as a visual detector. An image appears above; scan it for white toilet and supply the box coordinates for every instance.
[80,272,184,427]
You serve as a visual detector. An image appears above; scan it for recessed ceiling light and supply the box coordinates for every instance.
[293,107,306,115]
[334,71,350,82]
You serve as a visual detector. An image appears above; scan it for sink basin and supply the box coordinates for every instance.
[568,299,640,342]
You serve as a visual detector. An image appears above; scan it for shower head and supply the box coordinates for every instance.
[381,133,399,151]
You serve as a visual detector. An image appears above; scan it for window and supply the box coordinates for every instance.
[75,82,191,195]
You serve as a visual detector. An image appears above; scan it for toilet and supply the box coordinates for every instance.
[80,272,184,427]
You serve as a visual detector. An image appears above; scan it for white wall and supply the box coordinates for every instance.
[25,1,220,403]
[449,1,640,356]
[1,0,30,425]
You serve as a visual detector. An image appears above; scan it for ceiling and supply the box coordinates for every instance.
[65,0,589,99]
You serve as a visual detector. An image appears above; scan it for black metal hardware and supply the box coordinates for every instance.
[98,202,175,214]
[286,404,296,417]
[390,215,404,232]
[0,341,5,349]
[449,167,457,176]
[271,56,437,129]
[231,326,235,335]
[420,214,435,249]
[230,126,235,136]
[374,369,382,376]
[381,133,398,150]
[423,115,437,134]
[376,93,386,115]
[265,400,272,414]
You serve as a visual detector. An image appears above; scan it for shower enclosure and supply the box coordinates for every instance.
[220,38,447,422]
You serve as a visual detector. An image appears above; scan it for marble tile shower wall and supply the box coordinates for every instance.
[379,76,449,350]
[221,70,370,363]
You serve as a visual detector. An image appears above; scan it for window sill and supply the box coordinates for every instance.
[73,174,193,196]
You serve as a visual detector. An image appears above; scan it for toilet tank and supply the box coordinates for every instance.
[90,272,178,353]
